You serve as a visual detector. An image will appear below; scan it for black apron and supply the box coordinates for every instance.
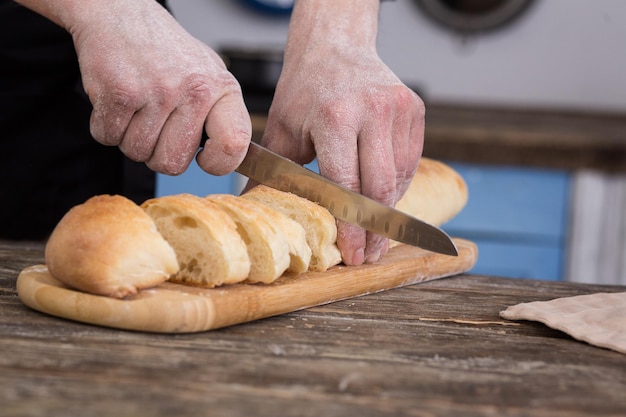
[0,1,168,240]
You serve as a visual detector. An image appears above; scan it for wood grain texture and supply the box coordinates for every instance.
[3,239,625,417]
[16,239,477,333]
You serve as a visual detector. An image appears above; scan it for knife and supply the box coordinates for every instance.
[234,142,458,256]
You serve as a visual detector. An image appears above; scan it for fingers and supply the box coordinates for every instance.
[240,117,304,194]
[313,112,365,266]
[117,89,175,163]
[357,111,396,265]
[315,85,424,266]
[394,88,425,201]
[336,221,367,266]
[359,87,424,262]
[196,89,251,176]
[89,85,140,148]
[88,72,250,176]
[146,100,205,175]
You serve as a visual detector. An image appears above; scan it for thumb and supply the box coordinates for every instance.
[196,91,251,176]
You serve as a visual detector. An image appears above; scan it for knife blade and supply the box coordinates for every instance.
[235,142,458,256]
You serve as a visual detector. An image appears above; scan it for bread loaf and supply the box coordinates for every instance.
[43,158,467,298]
[242,185,342,272]
[263,206,312,275]
[395,158,468,227]
[207,194,291,284]
[44,194,179,299]
[141,194,250,287]
[390,158,467,248]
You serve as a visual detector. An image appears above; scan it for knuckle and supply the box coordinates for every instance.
[89,113,122,146]
[89,85,142,144]
[183,70,242,106]
[364,85,426,120]
[396,169,412,190]
[375,181,398,206]
[89,123,113,145]
[344,178,362,193]
[148,84,175,107]
[362,89,394,119]
[147,143,196,176]
[317,100,360,132]
[221,137,249,158]
[396,85,426,121]
[184,75,212,101]
[105,85,142,110]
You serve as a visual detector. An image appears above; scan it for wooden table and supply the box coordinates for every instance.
[1,240,625,417]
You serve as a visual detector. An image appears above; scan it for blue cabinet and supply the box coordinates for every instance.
[156,161,240,197]
[442,163,571,281]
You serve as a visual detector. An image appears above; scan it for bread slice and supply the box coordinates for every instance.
[45,194,179,299]
[265,207,312,275]
[141,194,250,287]
[242,185,341,272]
[395,158,468,227]
[207,194,291,284]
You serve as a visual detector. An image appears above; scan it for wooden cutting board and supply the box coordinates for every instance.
[17,238,477,333]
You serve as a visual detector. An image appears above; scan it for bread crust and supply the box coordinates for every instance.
[45,195,179,299]
[395,158,468,227]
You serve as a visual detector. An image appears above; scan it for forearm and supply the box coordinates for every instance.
[13,0,162,36]
[14,0,94,31]
[286,0,381,59]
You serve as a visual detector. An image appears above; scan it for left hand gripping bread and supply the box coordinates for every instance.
[45,195,180,299]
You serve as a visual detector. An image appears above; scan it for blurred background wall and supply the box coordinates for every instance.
[168,0,626,112]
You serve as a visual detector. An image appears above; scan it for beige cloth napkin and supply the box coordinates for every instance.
[500,292,626,355]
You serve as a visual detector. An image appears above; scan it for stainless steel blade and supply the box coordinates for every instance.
[235,142,458,256]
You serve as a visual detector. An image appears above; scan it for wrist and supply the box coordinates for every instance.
[286,0,380,60]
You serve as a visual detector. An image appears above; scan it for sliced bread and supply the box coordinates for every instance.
[242,185,341,272]
[207,194,291,284]
[141,194,250,287]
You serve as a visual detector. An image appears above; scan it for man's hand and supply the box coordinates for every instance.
[16,0,251,176]
[259,0,425,265]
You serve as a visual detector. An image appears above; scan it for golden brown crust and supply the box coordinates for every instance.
[45,195,179,299]
[395,158,468,227]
